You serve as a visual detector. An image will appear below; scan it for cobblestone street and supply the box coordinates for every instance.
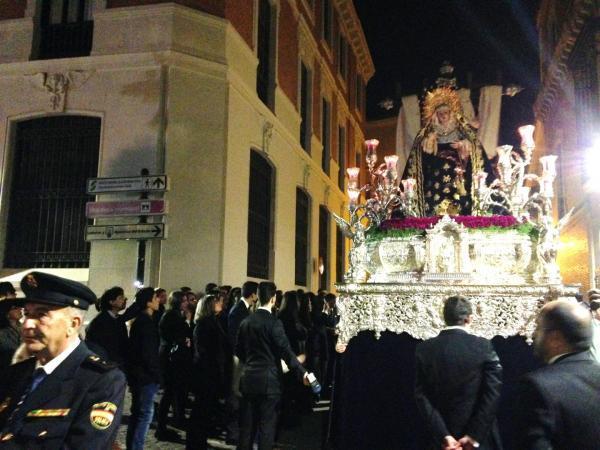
[114,390,329,450]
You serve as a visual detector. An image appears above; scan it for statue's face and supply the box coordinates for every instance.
[436,107,451,126]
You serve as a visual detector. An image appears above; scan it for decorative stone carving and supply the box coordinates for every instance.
[27,71,92,112]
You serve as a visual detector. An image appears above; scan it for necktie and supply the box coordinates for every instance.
[28,368,47,394]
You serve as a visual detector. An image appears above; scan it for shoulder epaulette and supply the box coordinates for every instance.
[83,354,118,371]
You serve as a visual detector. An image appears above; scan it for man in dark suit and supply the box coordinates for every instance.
[516,299,600,450]
[225,281,258,445]
[415,296,503,450]
[236,281,310,450]
[0,272,126,449]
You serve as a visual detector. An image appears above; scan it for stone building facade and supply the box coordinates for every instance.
[0,0,374,300]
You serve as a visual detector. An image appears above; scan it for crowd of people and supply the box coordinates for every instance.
[0,275,339,450]
[3,272,600,450]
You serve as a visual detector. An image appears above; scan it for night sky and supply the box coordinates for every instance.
[353,0,541,146]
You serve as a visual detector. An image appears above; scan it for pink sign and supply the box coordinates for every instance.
[86,200,166,218]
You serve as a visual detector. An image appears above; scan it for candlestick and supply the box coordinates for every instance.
[347,167,360,189]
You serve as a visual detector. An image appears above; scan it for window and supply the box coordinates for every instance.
[322,98,331,174]
[338,35,348,80]
[355,151,362,168]
[338,125,346,190]
[295,188,310,286]
[247,150,274,279]
[336,227,345,283]
[4,116,100,268]
[257,0,276,110]
[318,205,330,291]
[300,62,312,153]
[322,0,333,47]
[355,75,364,113]
[37,0,94,60]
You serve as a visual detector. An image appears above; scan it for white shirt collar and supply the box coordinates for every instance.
[257,305,272,314]
[241,298,251,310]
[36,337,81,375]
[548,352,570,365]
[107,310,117,319]
[443,325,468,331]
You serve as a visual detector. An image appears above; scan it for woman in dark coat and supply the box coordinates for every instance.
[157,291,191,439]
[186,294,231,450]
[278,291,309,423]
[85,286,129,366]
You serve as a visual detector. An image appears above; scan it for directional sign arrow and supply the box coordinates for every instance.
[85,223,166,241]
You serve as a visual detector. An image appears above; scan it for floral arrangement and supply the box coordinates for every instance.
[380,215,518,230]
[366,215,537,242]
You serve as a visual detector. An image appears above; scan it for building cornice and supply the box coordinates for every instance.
[333,0,374,81]
[534,0,597,122]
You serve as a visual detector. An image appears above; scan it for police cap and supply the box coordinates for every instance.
[20,272,96,310]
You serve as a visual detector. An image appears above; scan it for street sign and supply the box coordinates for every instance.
[87,175,168,194]
[86,200,166,218]
[86,223,166,241]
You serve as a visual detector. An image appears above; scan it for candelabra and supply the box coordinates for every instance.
[475,125,571,284]
[334,139,417,281]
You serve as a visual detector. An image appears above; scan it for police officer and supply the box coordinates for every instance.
[0,272,126,449]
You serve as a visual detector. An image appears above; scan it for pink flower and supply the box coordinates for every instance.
[381,215,518,231]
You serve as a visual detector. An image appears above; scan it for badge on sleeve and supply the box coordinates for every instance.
[89,402,117,430]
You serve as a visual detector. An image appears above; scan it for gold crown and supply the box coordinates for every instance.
[422,86,463,123]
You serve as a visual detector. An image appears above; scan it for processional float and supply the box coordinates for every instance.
[334,126,576,348]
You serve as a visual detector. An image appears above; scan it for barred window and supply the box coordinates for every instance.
[247,150,274,279]
[318,205,329,291]
[4,116,100,268]
[295,188,310,286]
[38,0,93,60]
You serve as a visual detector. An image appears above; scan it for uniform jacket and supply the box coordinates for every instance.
[414,328,503,450]
[236,309,306,395]
[516,351,600,450]
[0,341,126,449]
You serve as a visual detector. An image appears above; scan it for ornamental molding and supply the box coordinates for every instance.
[333,0,375,81]
[335,283,578,345]
[26,71,93,112]
[534,0,597,122]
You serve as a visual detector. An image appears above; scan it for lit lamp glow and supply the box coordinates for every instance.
[348,187,360,207]
[539,154,557,179]
[401,178,416,194]
[347,167,360,189]
[518,125,535,149]
[539,155,558,198]
[365,139,379,167]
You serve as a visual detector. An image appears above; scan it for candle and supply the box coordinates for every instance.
[402,178,416,194]
[496,145,513,168]
[518,125,535,149]
[347,167,360,189]
[348,187,360,206]
[365,139,379,166]
[519,185,531,203]
[539,155,557,179]
[475,171,488,190]
[384,155,398,172]
[541,178,554,198]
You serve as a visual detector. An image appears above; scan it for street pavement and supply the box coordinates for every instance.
[114,391,329,450]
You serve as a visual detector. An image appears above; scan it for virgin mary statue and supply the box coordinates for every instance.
[403,86,493,217]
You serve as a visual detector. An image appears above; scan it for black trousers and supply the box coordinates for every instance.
[238,393,280,450]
